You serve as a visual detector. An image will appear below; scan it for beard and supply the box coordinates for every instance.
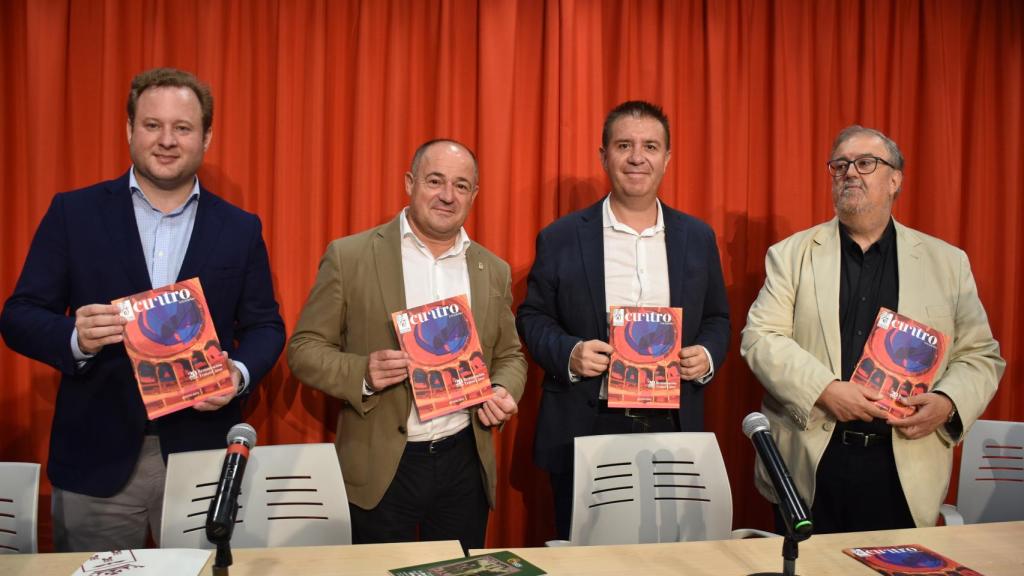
[833,183,871,215]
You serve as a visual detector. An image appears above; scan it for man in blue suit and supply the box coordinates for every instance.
[0,68,285,551]
[517,101,730,540]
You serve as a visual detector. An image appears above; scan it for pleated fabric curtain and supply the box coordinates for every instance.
[1,0,1021,551]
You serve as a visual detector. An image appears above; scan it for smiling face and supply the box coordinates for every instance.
[830,133,902,221]
[404,142,478,248]
[601,115,671,203]
[127,86,211,194]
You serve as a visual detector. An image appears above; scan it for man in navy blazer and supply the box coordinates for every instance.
[517,101,730,540]
[0,68,285,551]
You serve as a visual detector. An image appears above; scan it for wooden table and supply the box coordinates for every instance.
[0,539,465,576]
[473,521,1024,575]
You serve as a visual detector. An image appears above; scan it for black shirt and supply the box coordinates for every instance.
[838,219,898,434]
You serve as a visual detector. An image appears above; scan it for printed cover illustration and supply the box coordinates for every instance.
[389,550,546,576]
[113,278,234,420]
[851,308,949,418]
[607,306,683,409]
[392,294,493,421]
[843,544,984,576]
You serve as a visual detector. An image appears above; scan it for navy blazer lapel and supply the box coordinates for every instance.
[100,172,152,292]
[663,206,689,309]
[178,188,224,282]
[577,201,607,335]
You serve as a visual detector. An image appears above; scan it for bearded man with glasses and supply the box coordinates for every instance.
[741,125,1004,533]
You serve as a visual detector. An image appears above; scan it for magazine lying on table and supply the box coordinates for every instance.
[843,543,984,575]
[389,550,546,576]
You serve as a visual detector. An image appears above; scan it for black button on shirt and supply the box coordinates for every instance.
[838,219,899,434]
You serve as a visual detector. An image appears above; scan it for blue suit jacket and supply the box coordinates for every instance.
[517,199,730,474]
[0,171,285,497]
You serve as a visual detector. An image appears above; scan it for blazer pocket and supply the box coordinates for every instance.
[926,305,952,318]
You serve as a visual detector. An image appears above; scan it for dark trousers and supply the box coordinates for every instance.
[807,425,916,534]
[349,426,489,553]
[550,407,679,540]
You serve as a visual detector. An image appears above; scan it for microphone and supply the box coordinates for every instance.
[742,412,813,538]
[206,423,257,544]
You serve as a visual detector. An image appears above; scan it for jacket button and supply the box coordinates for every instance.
[823,422,833,431]
[398,425,407,434]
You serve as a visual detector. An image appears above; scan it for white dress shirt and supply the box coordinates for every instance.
[569,196,714,393]
[397,209,473,441]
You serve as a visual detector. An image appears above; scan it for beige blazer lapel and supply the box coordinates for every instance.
[895,220,925,322]
[372,216,407,317]
[466,243,491,329]
[811,218,842,374]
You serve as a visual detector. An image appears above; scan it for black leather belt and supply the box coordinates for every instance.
[840,429,890,448]
[598,404,675,419]
[405,426,473,455]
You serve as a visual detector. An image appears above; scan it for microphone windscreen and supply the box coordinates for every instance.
[227,423,257,448]
[742,412,771,439]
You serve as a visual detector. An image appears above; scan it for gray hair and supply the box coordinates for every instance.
[830,125,904,170]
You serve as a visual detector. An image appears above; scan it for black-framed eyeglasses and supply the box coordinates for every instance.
[826,155,896,177]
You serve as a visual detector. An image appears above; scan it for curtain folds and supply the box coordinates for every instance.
[2,0,1021,550]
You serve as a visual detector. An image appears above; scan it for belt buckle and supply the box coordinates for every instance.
[842,430,869,447]
[428,438,442,454]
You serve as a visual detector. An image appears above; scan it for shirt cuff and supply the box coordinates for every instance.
[567,341,583,383]
[362,378,375,396]
[70,328,95,368]
[695,345,715,384]
[234,360,251,395]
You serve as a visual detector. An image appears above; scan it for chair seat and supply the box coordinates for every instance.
[566,432,773,546]
[0,462,41,554]
[161,443,351,548]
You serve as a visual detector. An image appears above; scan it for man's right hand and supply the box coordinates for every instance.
[569,339,614,378]
[816,380,891,422]
[75,304,127,355]
[366,349,410,392]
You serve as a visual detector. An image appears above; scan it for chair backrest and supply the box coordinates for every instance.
[0,462,41,554]
[955,419,1024,524]
[161,443,351,548]
[570,432,733,545]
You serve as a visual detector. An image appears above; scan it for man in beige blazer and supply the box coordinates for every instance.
[742,125,1004,533]
[288,140,527,552]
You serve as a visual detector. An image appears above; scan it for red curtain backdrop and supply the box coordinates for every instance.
[2,0,1021,551]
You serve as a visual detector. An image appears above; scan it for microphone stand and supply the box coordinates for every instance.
[749,519,810,576]
[212,541,233,576]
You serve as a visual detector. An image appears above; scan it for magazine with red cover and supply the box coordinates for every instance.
[607,306,683,409]
[391,294,493,421]
[113,277,234,420]
[843,544,984,575]
[851,308,949,418]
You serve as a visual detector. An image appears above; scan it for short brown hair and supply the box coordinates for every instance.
[126,68,213,134]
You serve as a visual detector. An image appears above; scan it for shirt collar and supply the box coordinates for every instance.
[129,166,201,214]
[839,218,896,255]
[602,194,665,235]
[399,208,471,259]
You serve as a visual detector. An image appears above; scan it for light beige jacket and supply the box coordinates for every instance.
[741,218,1004,527]
[287,215,527,510]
